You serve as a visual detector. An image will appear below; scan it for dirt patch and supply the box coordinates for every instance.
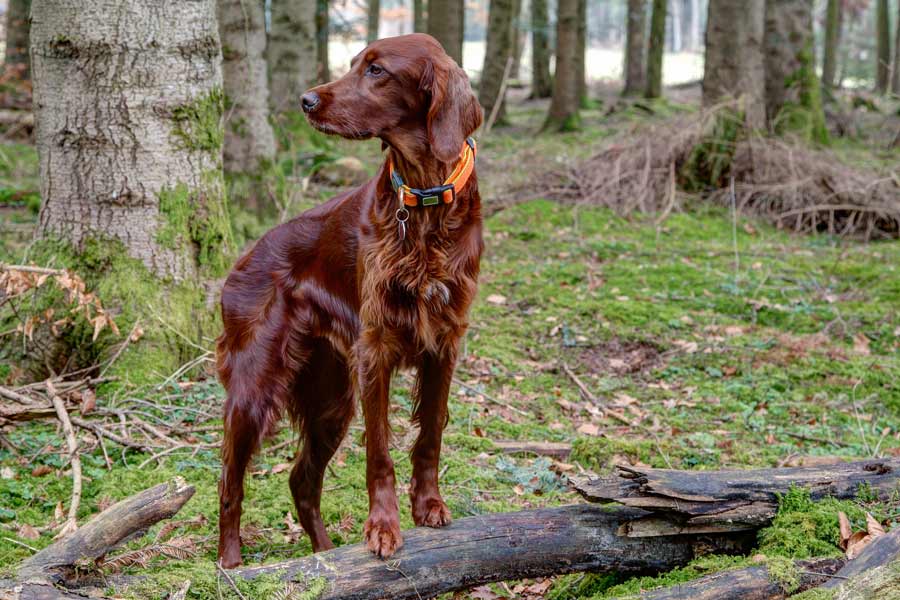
[575,339,663,376]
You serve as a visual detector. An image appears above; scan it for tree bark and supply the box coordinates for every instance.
[232,505,753,600]
[509,0,525,80]
[702,0,766,130]
[16,478,195,582]
[575,0,588,104]
[268,0,318,113]
[428,0,464,65]
[479,0,515,124]
[616,557,846,599]
[822,0,841,90]
[218,0,276,173]
[367,0,381,44]
[624,0,648,96]
[763,0,828,143]
[875,0,891,93]
[4,0,31,78]
[573,459,900,534]
[530,0,553,97]
[31,0,231,281]
[645,0,667,98]
[414,0,427,33]
[316,0,330,82]
[892,0,900,94]
[820,526,900,598]
[544,0,580,130]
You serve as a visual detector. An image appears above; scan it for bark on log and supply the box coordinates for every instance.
[16,478,195,582]
[572,459,900,535]
[493,440,572,458]
[821,526,900,593]
[233,504,754,600]
[615,557,845,599]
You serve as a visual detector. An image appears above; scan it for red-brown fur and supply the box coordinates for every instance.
[216,34,484,567]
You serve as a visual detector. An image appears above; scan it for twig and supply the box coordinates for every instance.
[216,560,248,600]
[0,385,38,404]
[47,381,81,538]
[729,175,740,287]
[69,416,154,451]
[100,320,141,378]
[560,363,635,427]
[2,536,38,553]
[0,263,66,275]
[483,56,514,135]
[451,377,529,417]
[784,431,850,448]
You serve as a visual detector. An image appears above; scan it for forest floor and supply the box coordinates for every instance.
[1,88,899,599]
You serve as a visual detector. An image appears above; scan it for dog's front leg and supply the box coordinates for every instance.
[357,335,403,558]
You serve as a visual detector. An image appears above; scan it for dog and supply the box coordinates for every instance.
[216,33,484,568]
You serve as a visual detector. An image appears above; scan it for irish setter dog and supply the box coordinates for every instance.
[216,34,484,568]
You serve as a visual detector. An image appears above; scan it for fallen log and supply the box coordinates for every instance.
[572,459,900,535]
[819,526,900,598]
[492,440,572,458]
[233,504,754,600]
[16,478,195,582]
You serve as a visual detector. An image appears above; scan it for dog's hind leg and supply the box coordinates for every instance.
[288,339,354,552]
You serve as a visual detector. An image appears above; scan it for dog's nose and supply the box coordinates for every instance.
[301,92,320,113]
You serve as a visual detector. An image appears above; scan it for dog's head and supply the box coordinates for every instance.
[301,33,482,163]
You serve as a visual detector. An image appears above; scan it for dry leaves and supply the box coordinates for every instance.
[839,511,886,559]
[486,294,507,305]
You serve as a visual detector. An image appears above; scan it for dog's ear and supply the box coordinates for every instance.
[422,59,483,163]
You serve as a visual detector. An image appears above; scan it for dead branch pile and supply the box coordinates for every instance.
[538,105,900,240]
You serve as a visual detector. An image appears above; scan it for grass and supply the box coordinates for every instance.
[1,96,899,598]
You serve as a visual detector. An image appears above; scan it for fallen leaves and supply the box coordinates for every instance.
[839,511,886,559]
[486,294,507,305]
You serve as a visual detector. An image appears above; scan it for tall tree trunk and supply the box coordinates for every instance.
[893,1,900,94]
[702,0,766,130]
[822,0,841,90]
[544,0,580,130]
[689,0,701,51]
[31,0,230,281]
[645,0,667,98]
[530,0,554,97]
[670,0,682,52]
[576,0,588,104]
[268,0,317,113]
[218,0,276,173]
[414,0,427,33]
[4,0,31,78]
[509,0,525,80]
[428,0,465,65]
[875,0,891,93]
[316,0,330,82]
[764,0,828,143]
[623,0,648,96]
[480,0,515,124]
[367,0,381,44]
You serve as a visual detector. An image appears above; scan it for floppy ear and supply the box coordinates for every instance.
[423,60,483,163]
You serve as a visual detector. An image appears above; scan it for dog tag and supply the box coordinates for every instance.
[395,207,409,241]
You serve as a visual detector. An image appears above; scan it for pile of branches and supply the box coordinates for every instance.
[537,104,900,240]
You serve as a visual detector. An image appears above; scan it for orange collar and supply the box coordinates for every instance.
[389,138,477,207]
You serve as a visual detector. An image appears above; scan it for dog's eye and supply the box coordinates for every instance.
[366,64,384,76]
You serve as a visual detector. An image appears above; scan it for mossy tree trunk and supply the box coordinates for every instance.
[702,0,766,130]
[31,0,231,281]
[4,0,31,78]
[316,0,330,82]
[644,0,667,98]
[428,0,465,65]
[414,0,427,33]
[875,0,891,93]
[544,0,580,131]
[217,0,276,174]
[367,0,381,44]
[623,0,647,96]
[479,0,515,124]
[764,0,828,143]
[268,0,317,113]
[575,0,588,105]
[530,0,553,97]
[821,0,841,91]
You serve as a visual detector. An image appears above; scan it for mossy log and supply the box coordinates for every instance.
[572,460,900,535]
[817,526,900,598]
[16,478,195,582]
[232,505,754,600]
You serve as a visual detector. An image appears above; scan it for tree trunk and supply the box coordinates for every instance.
[414,0,427,33]
[689,0,701,52]
[4,0,31,78]
[479,0,515,125]
[530,0,554,97]
[702,0,766,130]
[218,0,276,174]
[316,0,330,82]
[764,0,828,143]
[623,0,648,96]
[892,0,900,94]
[268,0,318,113]
[544,0,580,130]
[670,0,682,53]
[31,0,231,281]
[645,0,667,98]
[575,0,588,104]
[875,0,891,93]
[428,0,465,65]
[367,0,381,44]
[509,0,525,80]
[822,0,841,91]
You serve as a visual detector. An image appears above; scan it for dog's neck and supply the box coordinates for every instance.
[382,134,458,190]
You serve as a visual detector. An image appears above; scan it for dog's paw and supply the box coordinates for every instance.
[413,496,452,528]
[364,515,403,558]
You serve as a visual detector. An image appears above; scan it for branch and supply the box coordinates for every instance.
[47,382,81,540]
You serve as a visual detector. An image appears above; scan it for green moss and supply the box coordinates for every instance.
[171,87,225,153]
[773,40,829,145]
[791,589,836,600]
[765,554,801,594]
[680,108,744,191]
